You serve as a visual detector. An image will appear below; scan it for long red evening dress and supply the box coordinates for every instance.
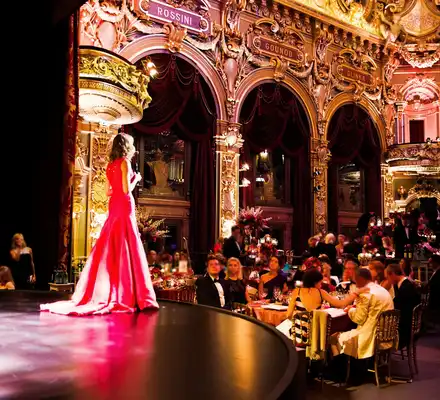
[40,157,159,315]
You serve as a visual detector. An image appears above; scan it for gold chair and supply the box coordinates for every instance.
[398,304,423,380]
[373,309,401,386]
[345,309,400,387]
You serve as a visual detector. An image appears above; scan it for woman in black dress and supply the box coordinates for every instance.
[225,257,251,304]
[259,256,288,300]
[10,233,36,289]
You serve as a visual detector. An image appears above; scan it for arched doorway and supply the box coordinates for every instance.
[327,104,382,235]
[239,83,311,254]
[131,53,217,271]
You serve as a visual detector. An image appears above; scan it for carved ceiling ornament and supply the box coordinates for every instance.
[400,46,440,68]
[408,182,440,199]
[400,75,439,104]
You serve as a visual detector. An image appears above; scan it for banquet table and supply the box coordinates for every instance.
[248,301,288,326]
[155,287,195,303]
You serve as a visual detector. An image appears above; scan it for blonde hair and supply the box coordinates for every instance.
[226,257,243,279]
[11,233,26,250]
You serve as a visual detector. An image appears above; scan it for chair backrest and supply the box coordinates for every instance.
[421,290,430,310]
[376,309,400,350]
[411,303,423,338]
[292,311,313,347]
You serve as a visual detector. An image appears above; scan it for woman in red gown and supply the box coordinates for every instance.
[41,133,159,315]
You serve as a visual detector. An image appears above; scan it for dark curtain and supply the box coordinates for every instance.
[240,84,311,253]
[0,1,85,286]
[327,105,381,232]
[58,13,79,270]
[134,55,216,272]
[409,120,425,143]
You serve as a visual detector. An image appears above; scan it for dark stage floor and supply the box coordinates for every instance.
[0,291,298,400]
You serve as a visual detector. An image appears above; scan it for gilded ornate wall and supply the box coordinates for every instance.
[75,0,439,242]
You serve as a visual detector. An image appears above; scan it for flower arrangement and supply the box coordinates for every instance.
[259,234,278,259]
[237,206,271,235]
[136,207,169,242]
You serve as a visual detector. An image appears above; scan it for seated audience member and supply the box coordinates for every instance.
[400,258,414,281]
[0,266,15,290]
[287,268,364,319]
[195,255,231,309]
[343,235,363,258]
[213,238,224,254]
[428,254,440,311]
[259,256,288,300]
[319,255,337,291]
[336,234,346,258]
[382,236,394,257]
[147,250,160,268]
[386,263,420,348]
[368,260,394,298]
[225,257,251,304]
[331,268,394,359]
[215,253,227,279]
[336,259,358,294]
[307,236,327,259]
[222,226,242,259]
[323,233,337,264]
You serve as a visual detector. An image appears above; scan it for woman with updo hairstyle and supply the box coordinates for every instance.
[41,133,159,315]
[287,268,363,319]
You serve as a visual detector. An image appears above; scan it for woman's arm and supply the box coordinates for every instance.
[10,250,19,261]
[6,281,15,290]
[121,159,141,193]
[245,286,252,303]
[321,290,358,308]
[258,279,264,298]
[29,248,36,282]
[287,288,298,318]
[105,179,113,197]
[282,282,288,293]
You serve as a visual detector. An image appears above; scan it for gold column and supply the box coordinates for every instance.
[215,120,243,239]
[381,163,394,218]
[71,120,118,261]
[311,123,331,233]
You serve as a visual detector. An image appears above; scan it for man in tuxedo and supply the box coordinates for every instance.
[386,263,420,348]
[195,255,231,309]
[222,226,242,259]
[343,235,363,258]
[307,236,327,258]
[428,254,440,312]
[394,217,418,258]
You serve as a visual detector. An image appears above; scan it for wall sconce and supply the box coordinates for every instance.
[239,163,250,172]
[313,185,321,193]
[239,178,251,187]
[259,150,268,159]
[143,59,157,77]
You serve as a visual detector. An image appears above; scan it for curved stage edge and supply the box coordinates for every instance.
[0,291,303,400]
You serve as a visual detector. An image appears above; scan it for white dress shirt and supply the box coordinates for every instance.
[209,274,225,307]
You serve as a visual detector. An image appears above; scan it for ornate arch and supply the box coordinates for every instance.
[119,34,228,121]
[324,93,387,152]
[233,68,318,139]
[402,193,440,209]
